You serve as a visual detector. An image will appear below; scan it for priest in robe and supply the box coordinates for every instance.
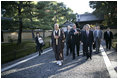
[51,23,65,66]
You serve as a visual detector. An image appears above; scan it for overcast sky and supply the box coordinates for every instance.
[57,0,94,14]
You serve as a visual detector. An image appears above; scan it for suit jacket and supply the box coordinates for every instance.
[104,31,113,41]
[80,30,85,42]
[94,30,102,40]
[65,30,71,43]
[81,30,94,45]
[70,28,81,44]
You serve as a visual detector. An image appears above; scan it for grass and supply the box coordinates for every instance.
[1,37,51,64]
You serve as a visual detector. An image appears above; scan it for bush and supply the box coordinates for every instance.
[1,37,51,64]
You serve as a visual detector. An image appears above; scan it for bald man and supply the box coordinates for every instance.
[51,23,65,66]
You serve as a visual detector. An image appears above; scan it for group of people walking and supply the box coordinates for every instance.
[51,23,113,66]
[34,23,113,66]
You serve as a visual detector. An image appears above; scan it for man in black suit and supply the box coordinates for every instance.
[65,25,72,56]
[81,24,94,60]
[104,27,113,50]
[70,24,81,60]
[81,25,86,56]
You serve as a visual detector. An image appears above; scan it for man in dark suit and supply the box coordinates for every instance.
[81,25,86,56]
[70,24,81,60]
[65,25,72,56]
[81,24,94,60]
[104,27,113,50]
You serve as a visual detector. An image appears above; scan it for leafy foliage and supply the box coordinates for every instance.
[1,1,76,30]
[89,1,117,27]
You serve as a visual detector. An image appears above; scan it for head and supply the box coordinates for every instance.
[54,23,59,30]
[94,26,97,30]
[85,24,90,30]
[36,32,40,37]
[107,27,110,31]
[96,25,100,30]
[72,24,76,29]
[67,25,71,30]
[83,25,86,30]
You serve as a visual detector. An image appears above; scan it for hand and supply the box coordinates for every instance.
[81,42,83,45]
[74,32,78,35]
[54,36,59,39]
[93,42,94,45]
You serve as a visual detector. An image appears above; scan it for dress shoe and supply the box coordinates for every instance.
[39,53,41,56]
[72,58,75,60]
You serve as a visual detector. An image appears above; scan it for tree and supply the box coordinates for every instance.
[89,1,117,27]
[1,1,76,43]
[36,1,76,28]
[1,1,37,43]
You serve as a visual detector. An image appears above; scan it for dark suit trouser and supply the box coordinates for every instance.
[83,44,86,56]
[93,42,96,49]
[85,44,92,59]
[106,40,112,49]
[36,44,42,55]
[72,42,80,59]
[95,38,100,53]
[66,42,72,55]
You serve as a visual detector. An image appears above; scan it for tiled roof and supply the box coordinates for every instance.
[76,13,104,22]
[62,21,74,27]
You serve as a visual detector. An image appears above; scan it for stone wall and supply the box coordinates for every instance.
[2,29,117,42]
[2,30,52,42]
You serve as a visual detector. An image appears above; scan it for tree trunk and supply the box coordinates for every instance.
[43,30,45,38]
[31,29,35,39]
[29,18,35,39]
[17,2,23,44]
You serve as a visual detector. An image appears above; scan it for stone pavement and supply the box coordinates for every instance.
[1,43,116,78]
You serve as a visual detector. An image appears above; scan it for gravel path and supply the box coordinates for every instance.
[1,44,110,78]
